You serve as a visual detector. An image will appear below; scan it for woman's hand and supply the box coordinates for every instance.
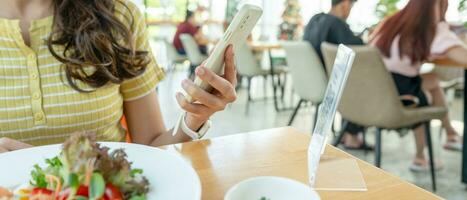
[0,138,32,153]
[176,45,237,130]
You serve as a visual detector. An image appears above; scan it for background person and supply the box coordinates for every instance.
[173,10,209,55]
[173,10,210,77]
[370,0,467,171]
[419,0,463,152]
[303,0,369,150]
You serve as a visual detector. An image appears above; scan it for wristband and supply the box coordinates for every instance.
[173,112,211,140]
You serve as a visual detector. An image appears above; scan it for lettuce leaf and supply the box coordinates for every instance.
[30,165,48,188]
[30,132,150,198]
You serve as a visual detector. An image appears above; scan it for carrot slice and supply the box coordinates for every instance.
[46,174,62,198]
[0,187,13,198]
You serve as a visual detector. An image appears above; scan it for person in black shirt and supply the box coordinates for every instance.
[304,0,370,150]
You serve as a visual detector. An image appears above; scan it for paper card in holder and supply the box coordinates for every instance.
[307,44,366,191]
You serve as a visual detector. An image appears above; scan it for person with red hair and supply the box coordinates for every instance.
[371,0,467,171]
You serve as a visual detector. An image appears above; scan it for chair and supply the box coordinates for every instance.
[235,43,287,108]
[121,116,132,143]
[321,43,447,191]
[281,41,327,130]
[235,43,269,104]
[268,51,291,102]
[163,39,187,72]
[180,34,207,75]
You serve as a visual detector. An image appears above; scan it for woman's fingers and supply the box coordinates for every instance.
[176,92,213,116]
[223,45,237,86]
[0,138,32,151]
[181,79,226,109]
[0,147,7,153]
[178,45,238,121]
[195,67,236,102]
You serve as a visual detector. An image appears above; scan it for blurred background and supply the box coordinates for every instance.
[134,0,466,70]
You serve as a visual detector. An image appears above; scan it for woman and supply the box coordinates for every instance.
[173,10,209,56]
[420,0,463,152]
[0,0,237,152]
[172,9,209,77]
[421,72,462,152]
[370,0,467,171]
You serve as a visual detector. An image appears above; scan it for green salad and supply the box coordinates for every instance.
[21,133,149,200]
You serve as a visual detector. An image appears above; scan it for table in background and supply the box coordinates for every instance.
[161,127,442,200]
[249,42,287,112]
[432,58,467,186]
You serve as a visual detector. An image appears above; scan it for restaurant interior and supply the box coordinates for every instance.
[0,0,466,199]
[146,0,467,199]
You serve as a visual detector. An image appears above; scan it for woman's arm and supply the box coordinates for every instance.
[0,138,32,153]
[123,91,189,146]
[125,46,237,147]
[445,46,467,65]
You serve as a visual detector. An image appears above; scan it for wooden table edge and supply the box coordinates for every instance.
[322,137,442,199]
[432,58,467,68]
[279,127,441,199]
[161,127,442,199]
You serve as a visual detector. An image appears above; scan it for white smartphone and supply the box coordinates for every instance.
[185,4,263,102]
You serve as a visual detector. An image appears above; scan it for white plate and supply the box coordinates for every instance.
[0,142,201,200]
[224,176,320,200]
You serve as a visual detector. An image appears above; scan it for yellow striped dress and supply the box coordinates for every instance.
[0,0,165,146]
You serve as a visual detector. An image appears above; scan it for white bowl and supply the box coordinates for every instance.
[224,176,320,200]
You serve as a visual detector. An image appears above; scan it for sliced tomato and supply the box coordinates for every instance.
[56,185,89,200]
[53,184,122,200]
[76,185,89,197]
[30,188,54,200]
[31,188,54,196]
[103,184,123,200]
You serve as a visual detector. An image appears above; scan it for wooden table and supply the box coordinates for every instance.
[432,58,467,185]
[161,127,441,200]
[249,41,282,52]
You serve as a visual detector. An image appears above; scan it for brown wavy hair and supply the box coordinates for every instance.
[47,0,149,92]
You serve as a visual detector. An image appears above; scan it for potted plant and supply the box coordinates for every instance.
[375,0,400,20]
[278,0,302,41]
[459,0,466,27]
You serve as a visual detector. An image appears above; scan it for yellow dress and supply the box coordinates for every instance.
[0,0,165,146]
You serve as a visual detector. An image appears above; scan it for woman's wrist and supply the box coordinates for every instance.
[185,113,209,131]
